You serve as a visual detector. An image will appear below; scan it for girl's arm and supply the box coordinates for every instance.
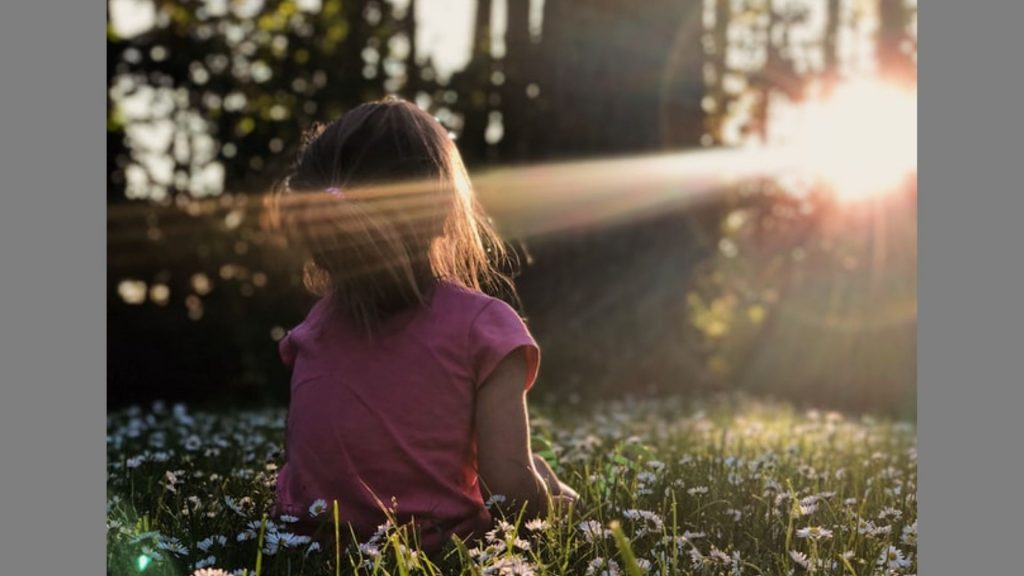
[476,348,568,519]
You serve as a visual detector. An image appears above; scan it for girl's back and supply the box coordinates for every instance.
[275,281,538,550]
[270,97,574,551]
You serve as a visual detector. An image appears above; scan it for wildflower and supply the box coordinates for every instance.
[157,537,188,557]
[857,519,892,537]
[308,498,328,517]
[305,541,322,557]
[687,485,709,496]
[586,557,622,576]
[524,518,549,532]
[484,494,507,510]
[688,548,707,570]
[622,509,665,535]
[358,542,381,559]
[878,506,903,521]
[797,501,818,516]
[262,532,282,556]
[126,455,145,469]
[710,546,732,564]
[224,496,244,516]
[193,556,217,569]
[578,520,610,542]
[279,514,299,523]
[197,536,221,552]
[184,435,202,451]
[789,550,810,570]
[276,532,311,548]
[901,520,918,546]
[877,545,912,570]
[796,526,833,541]
[484,555,537,576]
[485,519,517,542]
[512,537,531,551]
[191,570,231,576]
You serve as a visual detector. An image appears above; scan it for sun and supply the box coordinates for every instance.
[783,79,917,202]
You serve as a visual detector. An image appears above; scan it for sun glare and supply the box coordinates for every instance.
[784,79,917,202]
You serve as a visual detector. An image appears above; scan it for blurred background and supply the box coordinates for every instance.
[107,0,917,417]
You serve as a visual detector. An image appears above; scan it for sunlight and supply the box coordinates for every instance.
[783,79,917,202]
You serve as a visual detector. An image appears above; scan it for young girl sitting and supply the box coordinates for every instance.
[269,97,578,552]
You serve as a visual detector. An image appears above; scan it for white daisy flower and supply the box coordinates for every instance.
[191,569,231,576]
[524,518,549,532]
[796,526,833,541]
[578,520,610,542]
[877,545,912,570]
[276,532,311,548]
[586,557,622,576]
[157,537,188,557]
[484,494,507,509]
[901,520,918,546]
[789,550,810,570]
[687,485,709,496]
[184,435,202,451]
[308,499,328,517]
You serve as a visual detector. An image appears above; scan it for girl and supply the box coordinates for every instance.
[269,98,578,552]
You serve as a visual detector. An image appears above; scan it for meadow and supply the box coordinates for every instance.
[107,396,916,576]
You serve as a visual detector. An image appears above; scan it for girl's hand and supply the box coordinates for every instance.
[557,481,579,502]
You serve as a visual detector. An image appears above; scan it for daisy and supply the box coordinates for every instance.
[578,520,610,543]
[687,485,709,496]
[877,545,912,570]
[789,550,810,570]
[796,526,833,541]
[901,521,918,546]
[276,532,312,548]
[308,498,328,517]
[157,537,188,557]
[224,496,244,516]
[524,518,549,532]
[484,556,537,576]
[585,557,622,576]
[484,494,507,509]
[191,570,231,576]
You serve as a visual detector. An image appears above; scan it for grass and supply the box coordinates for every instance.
[107,395,916,576]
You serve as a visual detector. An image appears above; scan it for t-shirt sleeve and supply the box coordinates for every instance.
[278,331,297,368]
[469,299,541,392]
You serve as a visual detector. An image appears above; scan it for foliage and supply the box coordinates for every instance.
[106,0,919,413]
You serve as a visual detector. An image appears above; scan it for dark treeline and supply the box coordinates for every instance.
[108,0,917,415]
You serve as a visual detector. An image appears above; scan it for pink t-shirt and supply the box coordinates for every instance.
[273,281,539,551]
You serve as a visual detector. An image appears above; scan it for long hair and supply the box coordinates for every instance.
[267,98,517,333]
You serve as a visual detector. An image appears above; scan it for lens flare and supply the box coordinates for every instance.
[782,79,917,202]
